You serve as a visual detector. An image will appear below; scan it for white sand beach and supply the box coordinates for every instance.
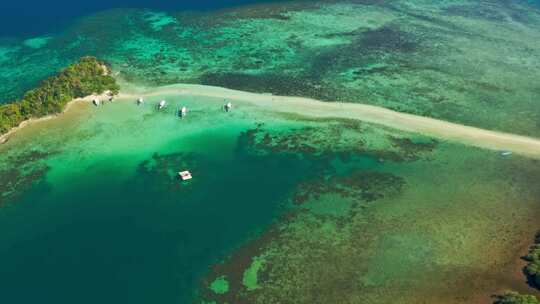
[4,81,540,159]
[119,83,540,159]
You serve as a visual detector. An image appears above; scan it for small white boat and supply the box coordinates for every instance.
[93,98,101,106]
[158,100,167,109]
[180,106,188,118]
[224,102,232,112]
[500,150,513,157]
[178,170,192,181]
[137,97,144,105]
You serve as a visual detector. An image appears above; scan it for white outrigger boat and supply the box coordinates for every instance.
[137,97,144,105]
[179,106,188,118]
[500,150,513,157]
[224,101,232,112]
[178,170,192,181]
[158,100,167,110]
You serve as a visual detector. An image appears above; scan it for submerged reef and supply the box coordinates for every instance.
[134,152,198,194]
[291,170,405,206]
[238,119,438,163]
[199,117,540,304]
[3,1,540,135]
[0,1,540,304]
[0,149,55,206]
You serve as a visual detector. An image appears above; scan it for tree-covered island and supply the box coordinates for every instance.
[0,56,119,136]
[525,233,540,287]
[494,292,539,304]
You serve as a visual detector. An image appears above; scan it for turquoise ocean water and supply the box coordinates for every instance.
[0,3,319,302]
[3,1,540,303]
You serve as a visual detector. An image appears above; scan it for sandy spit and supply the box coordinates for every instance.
[120,83,540,159]
[4,81,540,159]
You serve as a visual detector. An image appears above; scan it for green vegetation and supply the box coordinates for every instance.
[493,292,540,304]
[493,233,540,304]
[525,233,540,287]
[0,56,119,135]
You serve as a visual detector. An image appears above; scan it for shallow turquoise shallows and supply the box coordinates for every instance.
[0,95,317,303]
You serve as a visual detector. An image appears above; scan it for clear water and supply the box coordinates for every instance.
[0,95,319,303]
[0,0,286,37]
[2,1,540,136]
[2,1,540,303]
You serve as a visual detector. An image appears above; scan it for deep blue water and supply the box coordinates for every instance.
[0,0,282,37]
[3,0,540,37]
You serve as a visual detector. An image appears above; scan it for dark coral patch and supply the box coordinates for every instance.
[200,72,338,101]
[355,25,421,54]
[199,218,292,304]
[292,170,405,206]
[0,149,55,206]
[389,136,438,161]
[133,152,199,194]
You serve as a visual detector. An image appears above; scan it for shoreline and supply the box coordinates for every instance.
[0,92,110,145]
[3,81,540,159]
[119,83,540,160]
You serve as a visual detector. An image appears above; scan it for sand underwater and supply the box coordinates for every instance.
[1,1,540,304]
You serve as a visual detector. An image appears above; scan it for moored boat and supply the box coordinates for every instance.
[178,170,192,181]
[180,106,188,118]
[500,150,513,157]
[224,101,232,112]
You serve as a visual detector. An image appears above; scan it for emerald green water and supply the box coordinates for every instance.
[0,96,318,303]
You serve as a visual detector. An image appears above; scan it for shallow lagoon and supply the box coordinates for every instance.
[1,93,539,303]
[0,95,315,303]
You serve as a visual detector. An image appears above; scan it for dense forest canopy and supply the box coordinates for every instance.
[0,56,119,135]
[494,292,540,304]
